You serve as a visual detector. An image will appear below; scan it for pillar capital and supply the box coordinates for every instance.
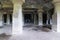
[12,0,25,5]
[53,0,60,11]
[38,9,43,13]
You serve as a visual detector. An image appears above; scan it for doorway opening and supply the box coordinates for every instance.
[3,14,12,25]
[9,14,12,24]
[3,14,7,24]
[24,14,34,24]
[23,8,38,26]
[42,12,47,25]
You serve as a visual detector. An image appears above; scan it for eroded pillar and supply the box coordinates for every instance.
[38,10,42,25]
[12,3,24,35]
[54,1,60,32]
[34,14,37,25]
[7,14,10,25]
[0,12,3,27]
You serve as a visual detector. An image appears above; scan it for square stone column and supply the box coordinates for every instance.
[34,14,37,25]
[54,2,60,32]
[0,12,3,27]
[56,4,60,32]
[52,12,57,32]
[12,3,24,35]
[7,14,10,25]
[38,11,42,25]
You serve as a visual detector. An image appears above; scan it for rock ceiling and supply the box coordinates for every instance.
[0,0,54,8]
[23,0,54,10]
[0,0,54,11]
[0,0,13,8]
[25,0,52,4]
[0,0,13,13]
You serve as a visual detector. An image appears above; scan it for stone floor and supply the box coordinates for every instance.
[0,25,12,35]
[0,25,59,40]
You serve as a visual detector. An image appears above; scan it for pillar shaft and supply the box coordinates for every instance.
[7,14,10,25]
[54,3,60,32]
[34,14,36,24]
[38,11,42,25]
[47,11,51,24]
[12,4,23,35]
[0,12,3,27]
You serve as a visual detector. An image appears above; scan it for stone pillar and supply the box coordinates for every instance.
[52,11,57,32]
[7,14,10,25]
[34,14,36,25]
[0,12,3,27]
[47,11,50,24]
[12,0,24,35]
[55,3,60,32]
[53,0,60,32]
[38,11,42,25]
